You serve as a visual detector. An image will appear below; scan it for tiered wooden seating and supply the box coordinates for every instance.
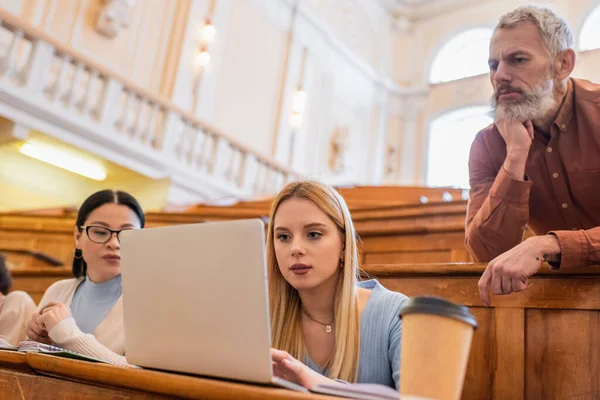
[182,186,467,215]
[352,201,471,263]
[0,199,472,270]
[0,186,475,300]
[2,251,70,303]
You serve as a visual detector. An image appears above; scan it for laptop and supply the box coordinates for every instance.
[119,219,307,392]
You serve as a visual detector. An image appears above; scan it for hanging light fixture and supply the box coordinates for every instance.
[292,89,307,113]
[289,87,307,129]
[289,112,304,129]
[200,19,216,43]
[196,47,211,67]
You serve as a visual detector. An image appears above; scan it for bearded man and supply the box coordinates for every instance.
[465,6,600,305]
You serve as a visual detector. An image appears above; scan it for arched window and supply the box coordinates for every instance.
[426,106,493,188]
[579,4,600,51]
[429,28,493,84]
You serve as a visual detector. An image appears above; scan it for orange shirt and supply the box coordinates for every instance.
[466,78,600,268]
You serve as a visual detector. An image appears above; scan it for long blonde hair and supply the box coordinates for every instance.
[267,181,360,382]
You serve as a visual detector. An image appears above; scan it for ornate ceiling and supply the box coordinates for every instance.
[377,0,473,19]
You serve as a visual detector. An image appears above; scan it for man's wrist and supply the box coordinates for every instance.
[506,146,531,158]
[530,235,562,269]
[503,149,529,181]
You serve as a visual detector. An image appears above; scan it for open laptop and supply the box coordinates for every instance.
[119,219,307,392]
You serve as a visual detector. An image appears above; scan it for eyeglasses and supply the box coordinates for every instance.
[80,225,134,244]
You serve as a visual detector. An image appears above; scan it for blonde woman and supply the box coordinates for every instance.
[268,181,409,390]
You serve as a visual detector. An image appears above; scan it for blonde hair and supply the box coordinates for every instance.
[267,181,361,382]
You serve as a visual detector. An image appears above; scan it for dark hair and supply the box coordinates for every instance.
[73,190,145,278]
[0,254,12,295]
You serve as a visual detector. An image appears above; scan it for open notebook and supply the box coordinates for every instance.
[18,340,134,367]
[312,383,433,400]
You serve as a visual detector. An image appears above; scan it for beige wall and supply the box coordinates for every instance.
[210,0,288,153]
[172,0,396,181]
[269,0,395,184]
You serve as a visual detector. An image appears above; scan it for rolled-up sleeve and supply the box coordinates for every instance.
[549,227,600,268]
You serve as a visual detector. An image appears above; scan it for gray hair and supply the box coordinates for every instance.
[495,5,574,58]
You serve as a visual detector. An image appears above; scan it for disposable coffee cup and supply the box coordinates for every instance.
[398,296,477,400]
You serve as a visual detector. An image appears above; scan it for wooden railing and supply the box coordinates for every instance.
[0,248,63,267]
[0,9,299,197]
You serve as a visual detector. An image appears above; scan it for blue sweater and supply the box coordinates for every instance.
[305,279,409,389]
[70,274,122,334]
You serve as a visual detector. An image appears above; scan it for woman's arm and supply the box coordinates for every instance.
[40,303,129,366]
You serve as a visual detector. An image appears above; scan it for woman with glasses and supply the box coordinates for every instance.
[26,190,145,365]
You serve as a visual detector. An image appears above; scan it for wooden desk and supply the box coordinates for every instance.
[363,263,600,400]
[0,351,335,399]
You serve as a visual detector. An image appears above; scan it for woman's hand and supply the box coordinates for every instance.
[271,348,337,390]
[26,312,52,344]
[38,302,72,333]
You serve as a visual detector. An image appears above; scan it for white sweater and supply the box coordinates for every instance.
[0,291,36,346]
[35,278,128,366]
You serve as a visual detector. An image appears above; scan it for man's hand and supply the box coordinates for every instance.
[497,119,534,180]
[478,235,561,306]
[497,119,534,152]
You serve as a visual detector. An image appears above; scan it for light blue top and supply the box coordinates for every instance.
[305,279,409,389]
[70,274,122,334]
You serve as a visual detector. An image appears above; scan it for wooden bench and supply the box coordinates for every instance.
[362,262,600,400]
[10,267,71,303]
[3,251,70,303]
[180,186,467,216]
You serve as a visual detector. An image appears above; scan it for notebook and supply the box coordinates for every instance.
[312,383,434,400]
[18,340,133,367]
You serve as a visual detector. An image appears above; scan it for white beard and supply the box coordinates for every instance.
[491,80,556,122]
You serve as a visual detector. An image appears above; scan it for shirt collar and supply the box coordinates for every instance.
[553,78,574,133]
[80,274,122,303]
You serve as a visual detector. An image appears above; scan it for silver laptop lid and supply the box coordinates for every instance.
[120,219,273,383]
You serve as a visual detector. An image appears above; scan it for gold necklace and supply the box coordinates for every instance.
[301,307,334,334]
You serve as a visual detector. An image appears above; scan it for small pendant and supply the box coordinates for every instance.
[325,325,332,333]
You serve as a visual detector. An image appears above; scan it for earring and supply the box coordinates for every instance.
[339,258,344,269]
[73,248,83,259]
